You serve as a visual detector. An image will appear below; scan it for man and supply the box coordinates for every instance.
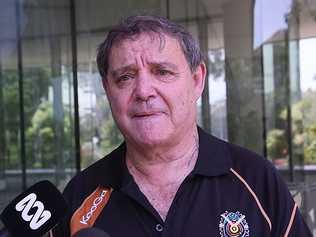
[53,15,312,237]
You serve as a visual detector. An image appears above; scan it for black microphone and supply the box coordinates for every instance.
[0,180,68,237]
[73,227,110,237]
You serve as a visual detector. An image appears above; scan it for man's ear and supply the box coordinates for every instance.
[192,62,207,101]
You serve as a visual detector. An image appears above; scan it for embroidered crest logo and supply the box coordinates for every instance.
[219,211,250,237]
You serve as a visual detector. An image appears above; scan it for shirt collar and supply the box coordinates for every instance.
[97,142,129,189]
[192,126,232,177]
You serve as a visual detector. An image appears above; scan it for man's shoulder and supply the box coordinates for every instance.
[225,139,281,190]
[200,129,274,172]
[200,129,279,185]
[225,139,275,173]
[206,133,289,205]
[205,133,312,236]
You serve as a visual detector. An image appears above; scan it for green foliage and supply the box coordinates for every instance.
[304,141,316,164]
[267,90,316,164]
[280,99,312,125]
[26,100,73,168]
[2,68,50,168]
[1,68,74,169]
[267,129,288,159]
[304,123,316,164]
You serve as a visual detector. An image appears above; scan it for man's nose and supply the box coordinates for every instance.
[133,72,156,101]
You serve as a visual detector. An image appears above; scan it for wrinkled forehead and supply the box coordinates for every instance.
[112,32,189,62]
[112,31,175,52]
[108,32,185,66]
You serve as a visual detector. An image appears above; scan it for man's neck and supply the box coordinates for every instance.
[125,127,199,187]
[125,127,199,220]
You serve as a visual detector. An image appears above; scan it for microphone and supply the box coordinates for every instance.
[0,180,68,237]
[73,227,110,237]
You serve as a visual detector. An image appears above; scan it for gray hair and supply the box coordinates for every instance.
[96,15,203,79]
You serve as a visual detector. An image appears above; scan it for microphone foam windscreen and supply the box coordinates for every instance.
[0,180,68,237]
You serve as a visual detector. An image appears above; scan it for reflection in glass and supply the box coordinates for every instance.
[0,0,76,217]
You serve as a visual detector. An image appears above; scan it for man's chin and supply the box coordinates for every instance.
[131,132,172,147]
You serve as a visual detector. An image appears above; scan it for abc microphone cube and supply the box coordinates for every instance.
[0,180,68,237]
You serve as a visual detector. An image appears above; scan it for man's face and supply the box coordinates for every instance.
[103,33,205,148]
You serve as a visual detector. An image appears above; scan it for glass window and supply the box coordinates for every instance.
[22,0,76,187]
[0,0,76,218]
[1,0,315,233]
[0,0,23,219]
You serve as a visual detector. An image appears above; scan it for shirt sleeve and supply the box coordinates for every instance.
[283,204,313,237]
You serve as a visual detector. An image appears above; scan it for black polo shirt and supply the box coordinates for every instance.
[52,127,312,237]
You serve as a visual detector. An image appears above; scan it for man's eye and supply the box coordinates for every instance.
[118,74,133,82]
[155,69,171,76]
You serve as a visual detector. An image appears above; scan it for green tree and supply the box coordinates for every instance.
[267,129,288,159]
[1,68,66,169]
[26,100,72,168]
[267,90,316,164]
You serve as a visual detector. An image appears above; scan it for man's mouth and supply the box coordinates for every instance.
[133,112,162,118]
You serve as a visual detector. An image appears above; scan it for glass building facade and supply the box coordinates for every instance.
[0,0,316,234]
